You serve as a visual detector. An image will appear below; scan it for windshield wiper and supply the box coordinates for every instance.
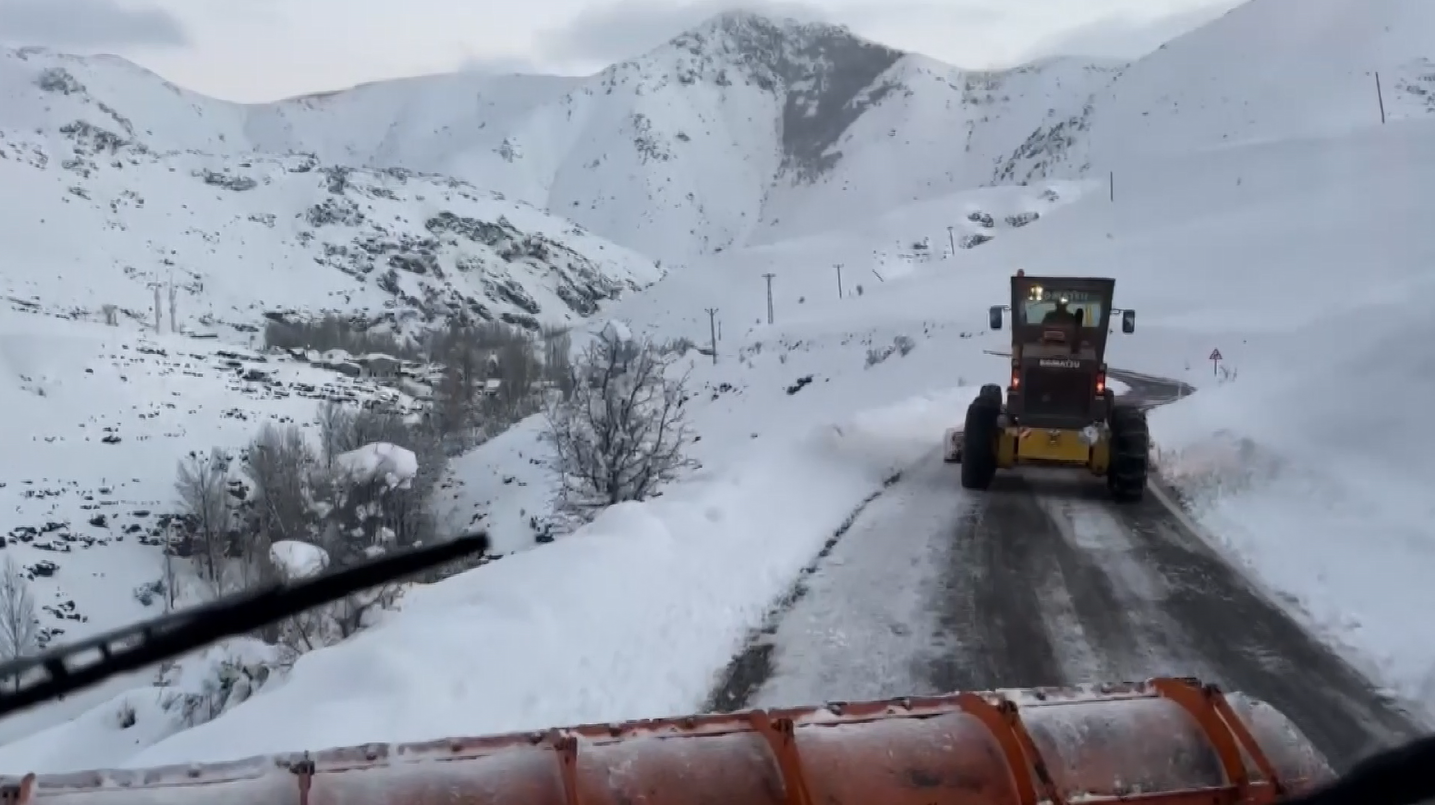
[0,533,489,720]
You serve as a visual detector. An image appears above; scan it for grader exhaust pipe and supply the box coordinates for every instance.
[2,677,1333,805]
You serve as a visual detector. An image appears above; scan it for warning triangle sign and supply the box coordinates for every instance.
[1209,348,1223,361]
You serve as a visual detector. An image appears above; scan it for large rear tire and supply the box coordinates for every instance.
[961,396,1001,490]
[1108,405,1149,502]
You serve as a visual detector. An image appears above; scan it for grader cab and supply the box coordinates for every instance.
[944,271,1148,501]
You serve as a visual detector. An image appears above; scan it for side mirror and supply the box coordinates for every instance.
[1121,309,1136,334]
[989,306,1004,330]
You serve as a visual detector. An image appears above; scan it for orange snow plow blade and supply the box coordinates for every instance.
[3,677,1332,805]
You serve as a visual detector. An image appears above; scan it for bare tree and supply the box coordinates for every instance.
[543,328,574,397]
[433,361,475,439]
[0,556,38,691]
[242,424,312,548]
[160,524,180,612]
[543,328,696,513]
[174,448,234,590]
[494,337,539,418]
[316,401,355,468]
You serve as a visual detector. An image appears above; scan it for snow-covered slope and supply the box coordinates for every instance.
[0,39,660,754]
[996,0,1435,183]
[6,0,1435,778]
[12,104,1435,770]
[0,47,662,337]
[0,310,432,750]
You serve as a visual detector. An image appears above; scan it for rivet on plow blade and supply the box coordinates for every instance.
[0,678,1333,805]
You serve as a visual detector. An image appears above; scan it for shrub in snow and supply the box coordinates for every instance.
[155,639,278,728]
[657,336,695,356]
[132,578,165,607]
[1005,211,1040,228]
[543,321,696,515]
[865,335,916,368]
[336,442,419,491]
[168,400,446,654]
[967,211,995,228]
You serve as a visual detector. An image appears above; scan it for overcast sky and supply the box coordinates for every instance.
[0,0,1244,102]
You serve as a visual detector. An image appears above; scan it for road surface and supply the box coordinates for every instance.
[708,369,1424,772]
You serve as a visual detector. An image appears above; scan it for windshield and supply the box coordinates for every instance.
[1019,287,1105,329]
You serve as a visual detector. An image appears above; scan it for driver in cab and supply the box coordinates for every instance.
[1042,297,1081,326]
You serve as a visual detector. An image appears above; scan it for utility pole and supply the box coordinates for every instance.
[762,273,776,325]
[1375,71,1386,124]
[167,276,178,334]
[946,226,955,256]
[835,263,843,298]
[147,281,163,333]
[705,307,719,364]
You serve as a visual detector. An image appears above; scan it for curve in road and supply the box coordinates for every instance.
[708,369,1425,772]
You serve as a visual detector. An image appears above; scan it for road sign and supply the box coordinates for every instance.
[1209,348,1223,361]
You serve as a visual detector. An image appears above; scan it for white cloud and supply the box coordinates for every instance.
[22,0,1241,102]
[0,0,187,48]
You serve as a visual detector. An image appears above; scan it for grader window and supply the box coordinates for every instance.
[1020,297,1105,328]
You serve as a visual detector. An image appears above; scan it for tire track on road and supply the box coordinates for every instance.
[1110,496,1424,769]
[926,473,1069,692]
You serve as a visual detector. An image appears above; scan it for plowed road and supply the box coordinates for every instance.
[708,370,1424,771]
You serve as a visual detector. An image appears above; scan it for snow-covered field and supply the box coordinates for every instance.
[2,0,1434,779]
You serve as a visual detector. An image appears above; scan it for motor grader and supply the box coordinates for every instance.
[0,490,1419,805]
[944,271,1148,502]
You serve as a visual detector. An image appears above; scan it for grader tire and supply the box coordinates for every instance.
[961,396,1001,490]
[1109,404,1150,502]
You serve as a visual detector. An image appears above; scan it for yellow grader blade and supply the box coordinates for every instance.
[2,677,1332,805]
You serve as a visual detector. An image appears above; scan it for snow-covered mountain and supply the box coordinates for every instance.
[11,0,1434,269]
[245,15,1122,256]
[0,15,1126,261]
[0,48,662,340]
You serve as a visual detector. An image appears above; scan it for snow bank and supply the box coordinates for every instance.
[121,388,967,766]
[1150,292,1435,705]
[0,639,279,773]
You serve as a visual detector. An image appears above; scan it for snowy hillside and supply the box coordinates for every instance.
[0,47,662,338]
[996,0,1435,183]
[0,309,436,749]
[9,102,1435,770]
[6,0,1435,780]
[0,45,659,759]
